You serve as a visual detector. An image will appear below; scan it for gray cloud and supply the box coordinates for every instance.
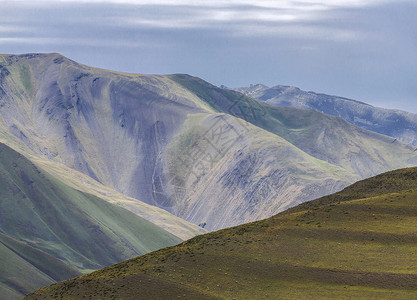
[0,0,416,112]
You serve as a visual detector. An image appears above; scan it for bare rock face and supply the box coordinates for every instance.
[0,53,416,231]
[234,84,417,146]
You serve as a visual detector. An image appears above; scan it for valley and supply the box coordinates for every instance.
[26,167,417,299]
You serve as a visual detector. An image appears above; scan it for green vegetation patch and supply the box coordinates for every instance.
[18,64,33,96]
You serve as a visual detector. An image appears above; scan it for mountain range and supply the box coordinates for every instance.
[26,167,417,299]
[1,53,417,298]
[234,84,417,146]
[1,54,416,232]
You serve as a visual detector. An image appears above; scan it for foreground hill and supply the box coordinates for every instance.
[234,84,417,146]
[1,53,416,230]
[27,167,417,299]
[0,142,182,299]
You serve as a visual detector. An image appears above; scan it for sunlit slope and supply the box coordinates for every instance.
[0,53,210,205]
[0,53,206,237]
[27,167,417,299]
[161,112,358,230]
[0,142,181,298]
[171,74,417,178]
[28,154,206,240]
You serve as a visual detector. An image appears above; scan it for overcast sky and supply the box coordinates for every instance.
[1,0,416,112]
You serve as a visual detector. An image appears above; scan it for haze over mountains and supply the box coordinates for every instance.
[1,53,417,298]
[234,84,417,147]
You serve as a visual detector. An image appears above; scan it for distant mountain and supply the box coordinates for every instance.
[0,54,416,232]
[234,84,417,146]
[26,167,417,299]
[176,76,417,178]
[0,142,182,299]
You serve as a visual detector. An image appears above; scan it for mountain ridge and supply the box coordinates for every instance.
[233,83,417,146]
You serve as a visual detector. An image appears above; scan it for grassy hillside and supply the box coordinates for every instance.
[27,167,417,299]
[28,153,206,240]
[0,232,80,300]
[0,142,181,298]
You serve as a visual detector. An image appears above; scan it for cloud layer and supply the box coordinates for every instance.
[0,0,416,112]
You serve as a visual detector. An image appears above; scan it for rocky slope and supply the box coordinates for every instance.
[234,84,417,146]
[0,54,416,231]
[26,167,417,300]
